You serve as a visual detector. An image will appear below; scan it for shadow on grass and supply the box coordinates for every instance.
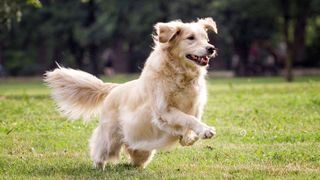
[8,159,156,178]
[0,94,49,100]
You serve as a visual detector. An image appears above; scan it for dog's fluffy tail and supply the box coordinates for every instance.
[44,67,118,121]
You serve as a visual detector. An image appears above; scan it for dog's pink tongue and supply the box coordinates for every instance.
[201,57,209,66]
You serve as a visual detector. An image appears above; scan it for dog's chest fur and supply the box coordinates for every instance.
[168,73,204,115]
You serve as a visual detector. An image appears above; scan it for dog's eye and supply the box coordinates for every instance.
[187,36,195,40]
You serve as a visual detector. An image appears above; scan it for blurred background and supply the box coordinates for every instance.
[1,0,320,81]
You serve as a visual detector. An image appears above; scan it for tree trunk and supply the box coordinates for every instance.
[159,0,169,22]
[85,0,99,76]
[0,40,3,65]
[0,40,4,76]
[49,46,63,69]
[112,40,129,73]
[233,39,250,76]
[75,49,84,69]
[292,0,311,65]
[89,44,99,76]
[281,0,293,82]
[68,29,84,69]
[36,39,47,73]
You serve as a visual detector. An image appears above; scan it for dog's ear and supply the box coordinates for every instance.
[198,17,218,34]
[155,23,180,43]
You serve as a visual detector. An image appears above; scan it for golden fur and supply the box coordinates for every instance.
[44,17,218,169]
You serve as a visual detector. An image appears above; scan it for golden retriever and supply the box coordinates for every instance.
[44,17,218,169]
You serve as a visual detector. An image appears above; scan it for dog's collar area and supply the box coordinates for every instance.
[186,54,209,66]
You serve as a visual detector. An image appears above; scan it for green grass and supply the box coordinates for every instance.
[1,75,320,179]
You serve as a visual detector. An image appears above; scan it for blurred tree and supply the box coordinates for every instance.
[213,0,320,81]
[2,0,87,75]
[1,0,320,77]
[213,0,278,76]
[0,0,41,30]
[0,0,41,72]
[277,0,319,81]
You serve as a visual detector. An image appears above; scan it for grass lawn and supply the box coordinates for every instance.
[0,75,320,179]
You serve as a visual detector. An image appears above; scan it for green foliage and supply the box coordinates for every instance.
[1,0,320,75]
[0,76,320,178]
[0,0,42,30]
[26,0,42,8]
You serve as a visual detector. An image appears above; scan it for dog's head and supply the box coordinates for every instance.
[154,18,218,67]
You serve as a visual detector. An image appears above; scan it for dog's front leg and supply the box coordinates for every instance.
[179,100,207,146]
[154,107,216,140]
[179,129,199,146]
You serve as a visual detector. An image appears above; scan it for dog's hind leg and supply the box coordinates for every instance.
[89,121,122,170]
[125,146,156,168]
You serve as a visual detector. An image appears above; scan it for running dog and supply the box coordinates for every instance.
[44,17,218,169]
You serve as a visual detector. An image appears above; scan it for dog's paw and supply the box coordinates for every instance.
[93,161,106,170]
[199,127,216,139]
[179,131,199,146]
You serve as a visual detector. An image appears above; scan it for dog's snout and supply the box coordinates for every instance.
[206,46,216,55]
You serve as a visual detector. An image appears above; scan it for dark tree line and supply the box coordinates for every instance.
[1,0,320,81]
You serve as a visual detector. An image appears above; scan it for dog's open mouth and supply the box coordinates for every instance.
[186,54,209,66]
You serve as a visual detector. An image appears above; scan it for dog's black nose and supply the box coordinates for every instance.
[206,46,215,55]
[206,46,216,55]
